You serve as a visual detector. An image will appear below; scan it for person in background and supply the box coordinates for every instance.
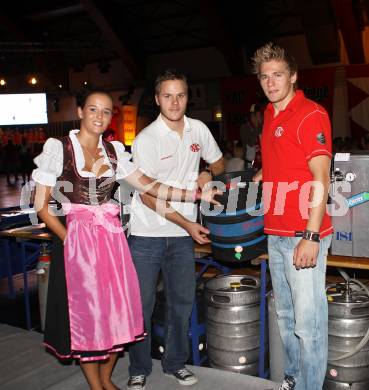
[359,132,369,150]
[103,128,116,142]
[32,89,220,390]
[240,103,263,168]
[224,140,245,172]
[126,69,224,390]
[332,136,344,153]
[4,139,19,185]
[252,43,333,390]
[19,137,34,184]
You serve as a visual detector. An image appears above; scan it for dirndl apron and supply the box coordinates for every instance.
[44,203,144,361]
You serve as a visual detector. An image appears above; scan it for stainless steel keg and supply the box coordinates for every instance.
[205,274,265,375]
[325,281,369,390]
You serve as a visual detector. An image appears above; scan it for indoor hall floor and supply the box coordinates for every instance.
[0,324,279,390]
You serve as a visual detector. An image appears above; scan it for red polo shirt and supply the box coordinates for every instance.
[261,90,333,238]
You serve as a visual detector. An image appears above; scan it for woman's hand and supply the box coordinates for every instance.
[253,169,262,182]
[198,185,223,206]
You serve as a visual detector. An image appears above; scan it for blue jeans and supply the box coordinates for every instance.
[268,235,332,390]
[128,235,195,376]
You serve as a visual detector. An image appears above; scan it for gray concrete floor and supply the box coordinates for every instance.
[0,324,279,390]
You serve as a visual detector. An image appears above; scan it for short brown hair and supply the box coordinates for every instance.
[251,42,297,77]
[155,69,188,95]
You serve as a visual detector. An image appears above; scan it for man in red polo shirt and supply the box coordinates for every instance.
[252,43,333,390]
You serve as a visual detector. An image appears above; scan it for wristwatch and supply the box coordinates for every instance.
[302,230,320,243]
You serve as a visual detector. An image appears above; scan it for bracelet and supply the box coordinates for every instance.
[192,189,197,202]
[192,189,202,202]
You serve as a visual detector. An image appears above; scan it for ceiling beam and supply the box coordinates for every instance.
[80,0,143,80]
[296,0,341,65]
[0,12,69,87]
[26,5,85,21]
[331,0,365,64]
[199,0,245,76]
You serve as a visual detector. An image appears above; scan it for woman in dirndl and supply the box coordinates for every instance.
[32,90,219,390]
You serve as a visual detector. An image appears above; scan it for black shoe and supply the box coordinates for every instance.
[278,374,296,390]
[165,367,198,385]
[126,375,146,390]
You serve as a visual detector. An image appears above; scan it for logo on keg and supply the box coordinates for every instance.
[190,143,201,152]
[274,126,284,137]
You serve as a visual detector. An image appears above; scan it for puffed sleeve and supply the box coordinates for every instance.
[32,138,63,186]
[111,141,138,179]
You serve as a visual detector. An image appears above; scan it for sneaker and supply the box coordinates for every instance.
[279,374,296,390]
[127,375,146,390]
[165,367,198,386]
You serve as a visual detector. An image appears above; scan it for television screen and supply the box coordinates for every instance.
[0,93,48,125]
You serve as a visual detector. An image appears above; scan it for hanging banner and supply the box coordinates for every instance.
[220,66,336,141]
[346,64,369,141]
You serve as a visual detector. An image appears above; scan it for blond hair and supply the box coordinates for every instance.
[252,42,297,77]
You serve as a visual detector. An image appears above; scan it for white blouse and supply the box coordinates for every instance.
[32,129,137,187]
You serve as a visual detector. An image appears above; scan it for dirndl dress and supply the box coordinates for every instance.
[44,203,144,362]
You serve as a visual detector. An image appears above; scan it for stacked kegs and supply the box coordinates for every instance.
[205,274,264,374]
[325,281,369,389]
[201,170,267,263]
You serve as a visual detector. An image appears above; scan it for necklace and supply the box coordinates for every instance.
[83,145,100,163]
[79,141,100,164]
[76,133,101,165]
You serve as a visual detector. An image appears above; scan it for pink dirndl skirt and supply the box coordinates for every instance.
[44,203,144,362]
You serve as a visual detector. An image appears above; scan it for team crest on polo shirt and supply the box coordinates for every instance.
[317,132,326,144]
[274,126,284,137]
[190,143,201,152]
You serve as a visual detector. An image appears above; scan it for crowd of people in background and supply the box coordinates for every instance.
[0,127,120,186]
[332,133,369,153]
[0,127,47,185]
[222,110,369,175]
[221,103,263,173]
[2,111,369,186]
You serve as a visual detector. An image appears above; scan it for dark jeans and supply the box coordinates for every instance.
[128,235,195,376]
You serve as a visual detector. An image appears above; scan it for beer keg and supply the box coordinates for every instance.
[205,274,265,375]
[325,281,369,390]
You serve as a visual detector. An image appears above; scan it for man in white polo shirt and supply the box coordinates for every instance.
[126,69,224,390]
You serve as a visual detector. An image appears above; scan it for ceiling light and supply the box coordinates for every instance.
[0,79,6,86]
[29,77,38,85]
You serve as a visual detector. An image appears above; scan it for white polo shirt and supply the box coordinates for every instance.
[130,114,222,237]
